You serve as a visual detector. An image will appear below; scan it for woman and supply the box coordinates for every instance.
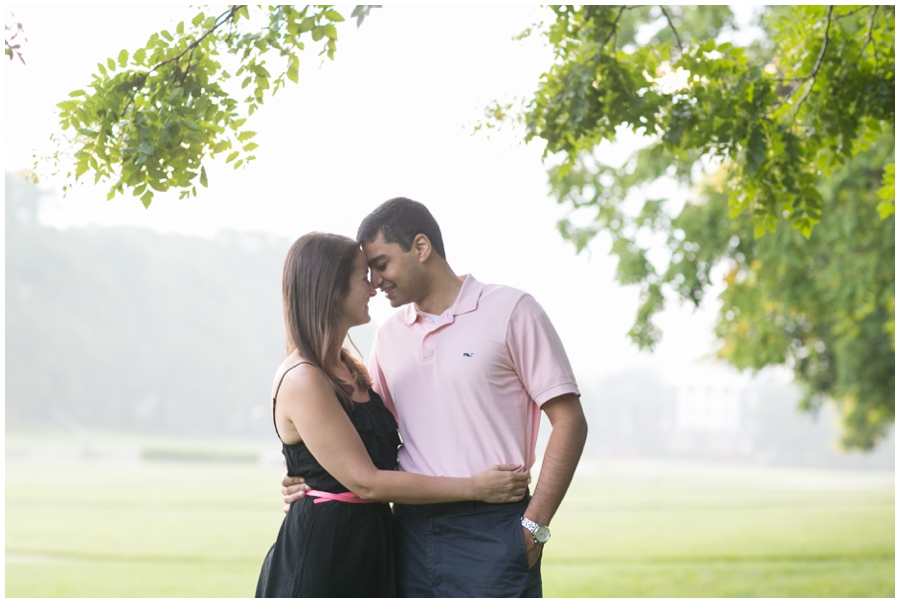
[255,233,527,597]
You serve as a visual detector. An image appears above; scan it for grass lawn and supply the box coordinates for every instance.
[5,450,894,597]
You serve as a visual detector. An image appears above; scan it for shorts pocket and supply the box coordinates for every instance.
[512,517,531,571]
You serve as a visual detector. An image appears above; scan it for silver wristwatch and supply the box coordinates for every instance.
[521,517,551,544]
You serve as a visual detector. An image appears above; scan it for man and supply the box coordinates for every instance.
[283,197,587,597]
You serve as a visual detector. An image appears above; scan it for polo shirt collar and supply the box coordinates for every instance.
[402,274,484,325]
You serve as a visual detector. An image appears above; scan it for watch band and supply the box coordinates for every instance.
[520,516,551,544]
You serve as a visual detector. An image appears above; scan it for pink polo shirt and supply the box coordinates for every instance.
[368,274,579,478]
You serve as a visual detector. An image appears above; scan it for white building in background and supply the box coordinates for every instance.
[674,384,743,433]
[664,361,757,458]
[578,359,894,469]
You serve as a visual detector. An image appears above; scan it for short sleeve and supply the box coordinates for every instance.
[505,294,580,406]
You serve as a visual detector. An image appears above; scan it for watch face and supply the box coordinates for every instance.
[534,525,551,543]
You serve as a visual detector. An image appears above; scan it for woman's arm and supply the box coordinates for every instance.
[277,364,527,504]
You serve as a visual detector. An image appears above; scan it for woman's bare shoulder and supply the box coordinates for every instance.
[271,355,330,402]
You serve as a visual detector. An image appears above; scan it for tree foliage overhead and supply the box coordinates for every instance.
[52,5,376,207]
[518,5,895,235]
[5,11,27,64]
[510,6,894,450]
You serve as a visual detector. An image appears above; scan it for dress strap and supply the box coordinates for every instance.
[272,361,315,441]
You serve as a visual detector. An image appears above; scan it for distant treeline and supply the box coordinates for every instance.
[6,174,295,438]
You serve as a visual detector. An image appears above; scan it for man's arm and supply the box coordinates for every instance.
[521,393,588,567]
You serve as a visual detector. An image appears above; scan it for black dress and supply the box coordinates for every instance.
[256,362,401,597]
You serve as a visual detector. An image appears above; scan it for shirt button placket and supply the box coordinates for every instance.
[422,330,435,362]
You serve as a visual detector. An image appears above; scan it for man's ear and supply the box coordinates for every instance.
[412,234,432,263]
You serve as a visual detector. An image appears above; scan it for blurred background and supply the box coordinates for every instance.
[5,5,894,598]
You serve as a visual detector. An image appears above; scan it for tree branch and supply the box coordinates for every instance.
[791,5,834,119]
[833,6,870,20]
[595,5,628,49]
[660,6,683,54]
[859,6,878,58]
[149,5,242,74]
[119,5,244,118]
[5,14,26,65]
[178,45,197,86]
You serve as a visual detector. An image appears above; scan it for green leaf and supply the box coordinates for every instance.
[752,221,766,239]
[200,166,208,187]
[133,47,146,64]
[351,5,375,27]
[287,56,299,84]
[140,189,154,208]
[323,9,345,22]
[299,17,315,33]
[226,151,239,163]
[75,159,90,179]
[68,89,86,98]
[118,49,129,67]
[236,131,256,142]
[107,57,116,71]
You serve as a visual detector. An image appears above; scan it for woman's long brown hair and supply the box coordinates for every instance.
[282,232,371,410]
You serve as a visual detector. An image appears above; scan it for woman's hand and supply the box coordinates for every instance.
[473,464,529,503]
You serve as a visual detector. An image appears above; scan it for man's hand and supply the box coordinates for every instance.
[522,528,543,569]
[281,473,309,514]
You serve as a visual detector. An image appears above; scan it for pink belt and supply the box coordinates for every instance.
[307,490,382,504]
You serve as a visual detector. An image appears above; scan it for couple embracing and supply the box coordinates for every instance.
[256,197,588,597]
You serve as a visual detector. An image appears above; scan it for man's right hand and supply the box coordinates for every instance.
[281,473,310,514]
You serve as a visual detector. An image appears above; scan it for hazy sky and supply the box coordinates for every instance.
[5,5,760,387]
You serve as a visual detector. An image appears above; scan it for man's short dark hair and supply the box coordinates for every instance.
[357,197,446,259]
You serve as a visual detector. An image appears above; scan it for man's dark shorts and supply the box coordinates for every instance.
[392,494,542,597]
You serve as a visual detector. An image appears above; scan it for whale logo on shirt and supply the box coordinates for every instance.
[462,352,475,357]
